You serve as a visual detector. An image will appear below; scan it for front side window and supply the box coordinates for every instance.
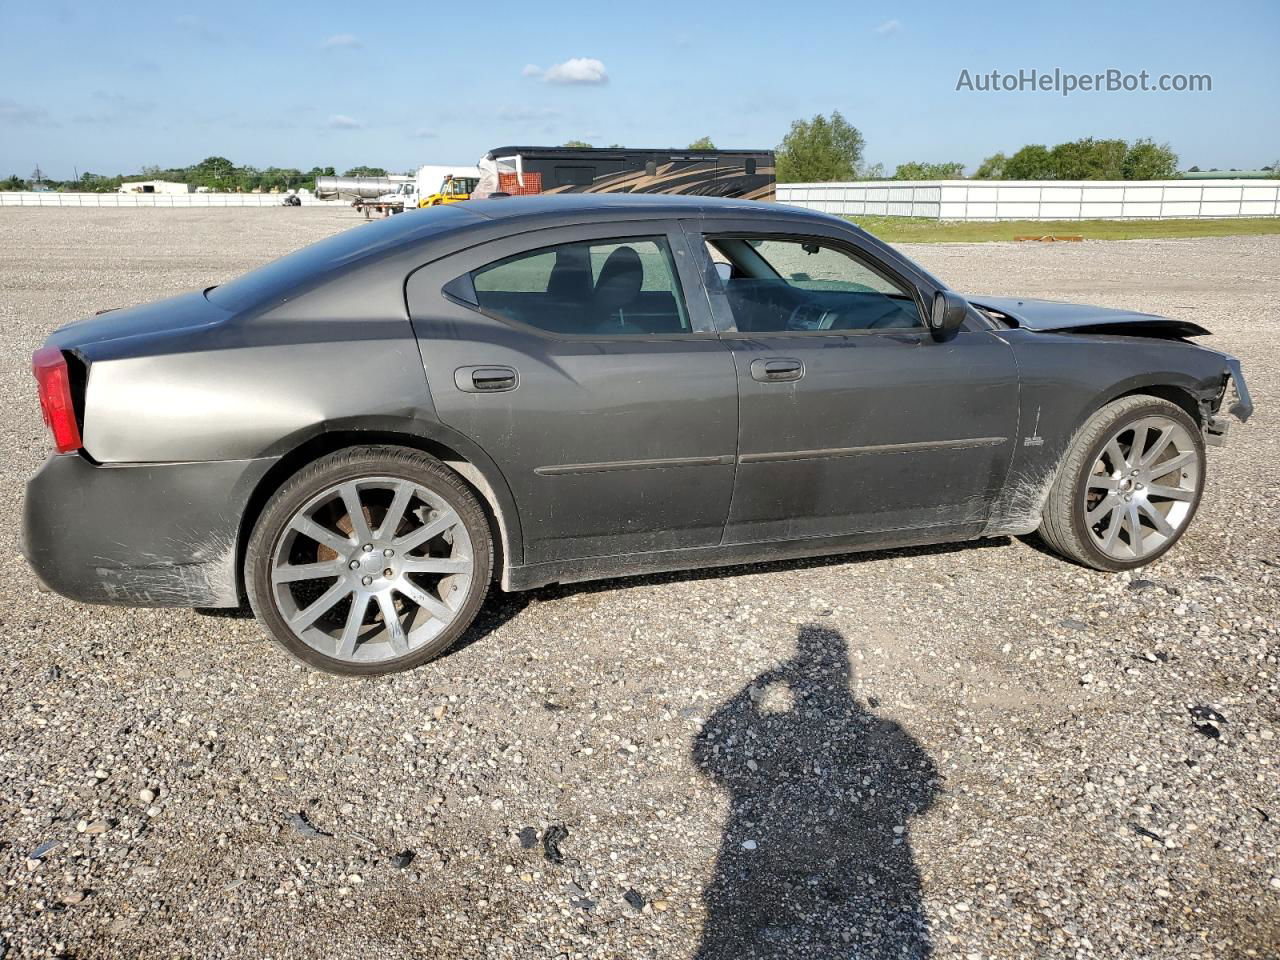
[707,236,922,333]
[469,236,691,336]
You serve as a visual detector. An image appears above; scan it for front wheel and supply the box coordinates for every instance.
[245,447,493,675]
[1038,396,1206,571]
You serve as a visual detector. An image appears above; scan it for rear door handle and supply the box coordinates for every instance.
[455,365,519,393]
[750,358,804,383]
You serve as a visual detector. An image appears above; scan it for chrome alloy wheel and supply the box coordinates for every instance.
[1082,415,1201,562]
[270,477,474,664]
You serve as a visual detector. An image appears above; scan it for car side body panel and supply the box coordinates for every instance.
[75,320,430,463]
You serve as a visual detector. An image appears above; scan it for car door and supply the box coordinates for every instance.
[406,221,738,565]
[684,218,1019,543]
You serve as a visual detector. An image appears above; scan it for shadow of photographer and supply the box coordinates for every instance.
[692,624,939,958]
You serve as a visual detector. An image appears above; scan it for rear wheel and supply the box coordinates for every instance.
[245,447,493,675]
[1039,396,1205,571]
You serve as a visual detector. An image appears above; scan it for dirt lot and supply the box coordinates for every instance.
[1,208,1276,959]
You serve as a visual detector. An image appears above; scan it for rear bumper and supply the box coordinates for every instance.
[21,453,276,608]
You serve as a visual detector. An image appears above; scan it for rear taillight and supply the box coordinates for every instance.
[32,346,83,453]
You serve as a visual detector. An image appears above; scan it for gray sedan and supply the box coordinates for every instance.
[22,195,1252,674]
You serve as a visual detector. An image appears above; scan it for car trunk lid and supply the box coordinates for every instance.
[44,290,230,359]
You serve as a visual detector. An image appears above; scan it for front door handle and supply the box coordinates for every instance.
[750,358,805,383]
[454,365,519,393]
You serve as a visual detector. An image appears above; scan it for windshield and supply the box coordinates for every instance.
[205,204,477,313]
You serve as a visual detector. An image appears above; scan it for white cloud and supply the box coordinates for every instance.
[524,57,609,86]
[874,19,901,34]
[323,34,362,49]
[327,114,362,129]
[412,128,438,138]
[546,57,609,85]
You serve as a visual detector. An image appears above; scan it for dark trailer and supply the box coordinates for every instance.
[473,146,775,201]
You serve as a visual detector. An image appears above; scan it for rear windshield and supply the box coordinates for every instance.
[206,205,478,313]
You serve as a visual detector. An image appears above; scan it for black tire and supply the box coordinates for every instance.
[1039,395,1205,571]
[245,446,493,676]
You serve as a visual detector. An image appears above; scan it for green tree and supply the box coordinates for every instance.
[190,156,235,187]
[1003,144,1055,179]
[972,153,1007,179]
[79,172,121,192]
[980,139,1179,181]
[342,165,387,177]
[258,167,306,191]
[775,111,865,182]
[688,136,716,150]
[1122,139,1178,179]
[560,140,592,148]
[892,161,965,180]
[1,174,26,190]
[1049,138,1126,179]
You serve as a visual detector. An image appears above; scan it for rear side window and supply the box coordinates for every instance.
[708,236,923,333]
[468,236,691,336]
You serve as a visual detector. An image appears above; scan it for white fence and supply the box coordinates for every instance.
[0,191,328,207]
[777,179,1280,221]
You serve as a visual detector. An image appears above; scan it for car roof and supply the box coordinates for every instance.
[459,193,836,226]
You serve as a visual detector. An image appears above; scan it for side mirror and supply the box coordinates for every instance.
[930,290,968,338]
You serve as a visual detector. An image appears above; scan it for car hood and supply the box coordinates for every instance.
[967,295,1210,338]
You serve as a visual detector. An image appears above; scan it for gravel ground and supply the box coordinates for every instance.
[1,209,1276,959]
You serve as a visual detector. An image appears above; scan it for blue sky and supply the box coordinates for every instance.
[1,0,1276,179]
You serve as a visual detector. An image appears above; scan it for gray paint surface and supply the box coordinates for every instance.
[22,194,1252,606]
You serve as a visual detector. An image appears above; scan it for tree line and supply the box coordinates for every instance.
[0,157,400,193]
[773,112,1190,182]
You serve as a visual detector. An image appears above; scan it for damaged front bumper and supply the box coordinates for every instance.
[1205,355,1253,446]
[21,453,276,608]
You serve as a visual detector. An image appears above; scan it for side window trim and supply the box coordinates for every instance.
[442,272,477,306]
[438,224,718,341]
[697,230,928,337]
[679,220,738,336]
